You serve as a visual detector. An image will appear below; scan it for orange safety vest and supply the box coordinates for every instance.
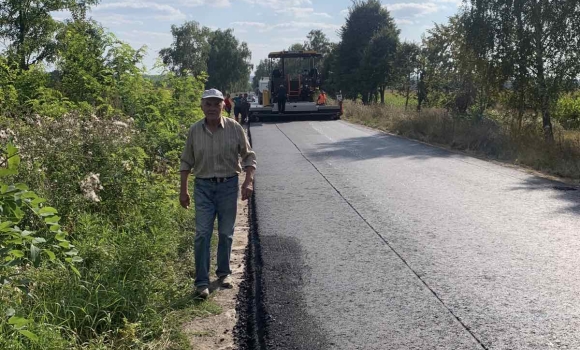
[317,93,327,105]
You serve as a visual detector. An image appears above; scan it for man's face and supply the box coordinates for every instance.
[201,98,224,120]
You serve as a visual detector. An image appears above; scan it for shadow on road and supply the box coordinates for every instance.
[251,115,337,124]
[301,131,580,217]
[308,133,461,162]
[509,177,580,216]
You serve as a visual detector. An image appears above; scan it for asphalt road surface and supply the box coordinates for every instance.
[249,120,580,350]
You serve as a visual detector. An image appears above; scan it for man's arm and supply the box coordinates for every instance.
[238,125,257,201]
[180,171,191,209]
[242,166,255,201]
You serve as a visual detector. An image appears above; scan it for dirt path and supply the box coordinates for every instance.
[181,173,249,350]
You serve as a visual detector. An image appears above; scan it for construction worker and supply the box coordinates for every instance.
[277,84,287,114]
[233,94,243,122]
[317,90,327,105]
[224,93,233,117]
[242,93,250,124]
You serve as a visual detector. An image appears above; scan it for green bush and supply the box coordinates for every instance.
[554,94,580,129]
[0,35,208,348]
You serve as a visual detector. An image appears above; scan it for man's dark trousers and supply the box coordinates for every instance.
[278,98,287,114]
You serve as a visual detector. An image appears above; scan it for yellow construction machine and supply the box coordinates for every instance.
[249,50,342,121]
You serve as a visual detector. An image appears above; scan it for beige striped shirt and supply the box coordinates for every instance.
[180,117,257,178]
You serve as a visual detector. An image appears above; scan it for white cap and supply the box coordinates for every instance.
[202,88,224,100]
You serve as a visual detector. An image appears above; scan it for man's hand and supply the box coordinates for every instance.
[241,179,254,201]
[180,191,191,209]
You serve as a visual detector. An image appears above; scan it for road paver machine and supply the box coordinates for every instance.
[249,50,342,121]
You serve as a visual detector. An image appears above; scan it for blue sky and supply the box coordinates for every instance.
[56,0,463,72]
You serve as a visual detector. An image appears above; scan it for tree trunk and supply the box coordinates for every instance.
[405,73,411,111]
[18,4,28,70]
[515,2,526,134]
[379,85,385,104]
[533,1,553,141]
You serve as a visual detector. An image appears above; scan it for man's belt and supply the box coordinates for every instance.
[197,175,238,183]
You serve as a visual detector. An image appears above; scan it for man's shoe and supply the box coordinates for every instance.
[195,286,209,299]
[219,275,233,289]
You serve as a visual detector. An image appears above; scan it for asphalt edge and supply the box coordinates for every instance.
[234,122,268,350]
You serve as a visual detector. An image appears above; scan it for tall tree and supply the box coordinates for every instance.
[0,0,99,70]
[360,26,399,104]
[321,42,339,94]
[336,0,399,101]
[206,29,252,92]
[284,43,308,76]
[304,29,331,57]
[55,19,111,105]
[466,0,580,140]
[421,15,503,114]
[394,42,421,110]
[159,21,212,76]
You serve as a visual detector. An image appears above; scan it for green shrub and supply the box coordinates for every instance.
[554,94,580,129]
[0,23,209,347]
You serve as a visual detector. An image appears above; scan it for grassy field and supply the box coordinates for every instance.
[343,99,580,181]
[382,90,419,110]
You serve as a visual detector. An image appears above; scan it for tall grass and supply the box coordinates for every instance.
[343,100,580,180]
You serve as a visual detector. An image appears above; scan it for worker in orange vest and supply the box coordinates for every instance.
[317,90,327,105]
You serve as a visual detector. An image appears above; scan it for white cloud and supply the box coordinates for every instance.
[174,0,205,6]
[230,21,267,28]
[51,10,72,21]
[173,0,232,7]
[120,30,172,38]
[213,0,232,7]
[385,3,441,17]
[395,18,414,25]
[276,7,332,18]
[277,37,308,43]
[93,2,187,20]
[432,0,462,5]
[97,14,145,26]
[269,21,340,31]
[230,20,338,33]
[340,9,349,15]
[241,0,312,9]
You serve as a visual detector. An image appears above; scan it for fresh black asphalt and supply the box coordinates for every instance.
[242,120,580,350]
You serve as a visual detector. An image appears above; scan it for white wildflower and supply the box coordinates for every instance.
[80,173,104,203]
[113,121,128,128]
[122,160,132,171]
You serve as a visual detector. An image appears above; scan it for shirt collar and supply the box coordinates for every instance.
[204,116,225,129]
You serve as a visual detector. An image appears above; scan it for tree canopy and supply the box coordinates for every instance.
[0,0,99,70]
[206,29,252,92]
[336,0,399,102]
[464,0,580,139]
[159,21,252,92]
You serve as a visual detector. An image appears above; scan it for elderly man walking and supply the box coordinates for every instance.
[180,88,257,299]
